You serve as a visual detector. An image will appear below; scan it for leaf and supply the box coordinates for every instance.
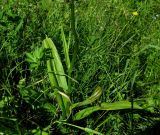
[43,40,58,88]
[43,37,68,92]
[58,91,72,118]
[26,52,36,63]
[0,100,5,108]
[25,58,36,63]
[72,86,102,109]
[73,100,142,120]
[33,47,44,60]
[58,91,72,104]
[0,97,14,109]
[42,103,56,115]
[43,39,67,118]
[43,37,70,119]
[100,101,142,110]
[57,121,104,135]
[61,27,70,70]
[73,106,101,120]
[30,63,39,70]
[15,19,23,32]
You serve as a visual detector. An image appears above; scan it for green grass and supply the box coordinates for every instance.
[0,0,160,134]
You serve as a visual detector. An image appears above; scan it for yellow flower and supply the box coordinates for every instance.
[132,11,139,16]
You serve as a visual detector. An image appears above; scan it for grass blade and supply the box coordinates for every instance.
[61,26,71,71]
[56,121,104,135]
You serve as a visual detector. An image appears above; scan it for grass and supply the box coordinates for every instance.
[0,0,160,134]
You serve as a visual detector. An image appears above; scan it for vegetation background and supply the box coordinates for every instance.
[0,0,160,134]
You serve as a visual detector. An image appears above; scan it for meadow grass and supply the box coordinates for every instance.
[0,0,160,134]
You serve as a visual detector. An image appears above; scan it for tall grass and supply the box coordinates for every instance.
[0,0,160,134]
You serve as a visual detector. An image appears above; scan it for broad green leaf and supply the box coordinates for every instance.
[43,37,68,92]
[43,37,71,119]
[72,86,102,109]
[73,106,100,120]
[43,39,67,118]
[100,101,142,110]
[47,59,58,87]
[43,39,58,88]
[73,100,142,120]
